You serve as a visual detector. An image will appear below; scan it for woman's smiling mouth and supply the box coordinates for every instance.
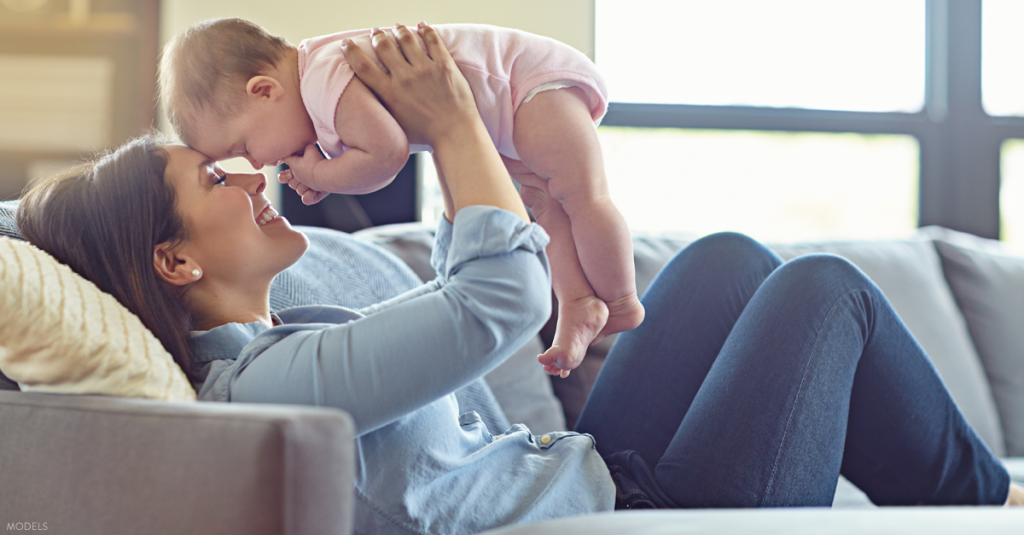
[257,204,279,226]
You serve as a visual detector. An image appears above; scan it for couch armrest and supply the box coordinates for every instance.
[0,391,355,535]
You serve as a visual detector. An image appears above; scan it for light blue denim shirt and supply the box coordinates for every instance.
[191,206,615,535]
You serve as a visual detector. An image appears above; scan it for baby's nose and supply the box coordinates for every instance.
[246,155,264,170]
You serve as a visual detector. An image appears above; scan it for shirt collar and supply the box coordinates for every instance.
[191,320,270,364]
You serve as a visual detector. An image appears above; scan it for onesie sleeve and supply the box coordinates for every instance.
[212,206,552,435]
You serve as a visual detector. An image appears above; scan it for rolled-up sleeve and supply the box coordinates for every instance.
[216,206,552,435]
[430,212,454,277]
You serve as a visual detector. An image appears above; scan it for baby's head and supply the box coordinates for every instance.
[159,18,315,169]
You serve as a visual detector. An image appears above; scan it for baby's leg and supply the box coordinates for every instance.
[513,87,644,340]
[506,158,608,375]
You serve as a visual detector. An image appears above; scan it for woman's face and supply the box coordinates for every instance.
[162,145,308,286]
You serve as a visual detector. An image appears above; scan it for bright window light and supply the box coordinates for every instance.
[598,128,919,242]
[595,0,926,112]
[982,0,1024,116]
[1000,140,1024,249]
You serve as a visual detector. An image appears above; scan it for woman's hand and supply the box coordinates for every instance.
[343,24,530,224]
[341,24,478,149]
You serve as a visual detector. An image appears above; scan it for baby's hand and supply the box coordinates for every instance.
[281,144,326,185]
[278,167,330,205]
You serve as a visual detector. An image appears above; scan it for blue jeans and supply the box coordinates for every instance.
[575,233,1009,507]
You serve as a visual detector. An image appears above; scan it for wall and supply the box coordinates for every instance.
[161,1,594,58]
[0,0,159,199]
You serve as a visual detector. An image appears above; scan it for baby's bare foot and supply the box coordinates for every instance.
[598,292,645,340]
[1007,483,1024,506]
[538,295,608,377]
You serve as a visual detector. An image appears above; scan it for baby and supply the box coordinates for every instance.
[159,19,644,376]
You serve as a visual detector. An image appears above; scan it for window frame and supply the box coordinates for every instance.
[600,0,1019,239]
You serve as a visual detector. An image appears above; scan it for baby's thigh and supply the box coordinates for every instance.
[512,87,606,200]
[501,156,547,194]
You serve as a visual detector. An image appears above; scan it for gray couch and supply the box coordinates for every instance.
[3,217,1024,534]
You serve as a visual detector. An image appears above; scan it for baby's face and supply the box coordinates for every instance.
[188,98,317,170]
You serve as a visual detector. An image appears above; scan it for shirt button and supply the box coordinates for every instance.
[540,434,552,445]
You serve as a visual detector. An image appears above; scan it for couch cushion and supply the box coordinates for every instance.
[479,507,1024,535]
[922,227,1024,455]
[0,390,355,535]
[0,237,196,401]
[0,200,21,241]
[0,372,16,391]
[770,239,1005,456]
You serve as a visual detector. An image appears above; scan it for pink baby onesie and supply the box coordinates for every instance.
[297,24,608,161]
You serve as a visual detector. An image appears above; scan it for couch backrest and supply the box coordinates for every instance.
[362,223,1015,456]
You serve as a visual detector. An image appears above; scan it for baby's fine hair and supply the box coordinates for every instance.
[158,18,292,143]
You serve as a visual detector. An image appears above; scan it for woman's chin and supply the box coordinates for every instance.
[280,228,311,269]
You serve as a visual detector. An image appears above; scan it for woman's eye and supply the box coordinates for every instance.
[214,173,227,186]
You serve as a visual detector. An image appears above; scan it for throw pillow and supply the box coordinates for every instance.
[0,237,196,401]
[925,229,1024,455]
[770,240,1005,456]
[0,201,22,389]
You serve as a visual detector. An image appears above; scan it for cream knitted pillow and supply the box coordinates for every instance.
[0,237,195,401]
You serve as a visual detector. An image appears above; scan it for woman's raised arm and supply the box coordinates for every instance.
[341,24,529,223]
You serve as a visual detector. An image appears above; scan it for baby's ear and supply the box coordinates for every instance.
[245,76,283,100]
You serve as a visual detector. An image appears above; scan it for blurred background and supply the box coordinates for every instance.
[3,0,1024,247]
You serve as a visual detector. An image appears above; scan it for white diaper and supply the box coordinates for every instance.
[522,80,580,104]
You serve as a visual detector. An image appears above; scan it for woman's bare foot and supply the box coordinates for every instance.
[598,291,645,340]
[1007,482,1024,506]
[538,294,608,377]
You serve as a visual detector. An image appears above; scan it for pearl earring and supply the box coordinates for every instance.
[192,269,201,278]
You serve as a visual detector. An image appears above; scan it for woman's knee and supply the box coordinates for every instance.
[770,253,873,296]
[672,232,779,275]
[649,232,781,296]
[688,231,767,256]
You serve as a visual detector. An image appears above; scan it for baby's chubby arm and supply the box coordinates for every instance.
[281,76,410,205]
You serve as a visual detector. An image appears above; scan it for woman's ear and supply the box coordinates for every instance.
[245,75,284,101]
[153,242,201,287]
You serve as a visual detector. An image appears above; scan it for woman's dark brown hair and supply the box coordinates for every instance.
[17,134,198,380]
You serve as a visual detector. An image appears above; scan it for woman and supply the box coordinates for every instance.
[15,23,1022,534]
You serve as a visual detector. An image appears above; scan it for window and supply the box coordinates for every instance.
[596,0,926,113]
[1000,140,1024,250]
[594,0,927,240]
[599,128,918,241]
[591,0,1024,243]
[982,0,1024,116]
